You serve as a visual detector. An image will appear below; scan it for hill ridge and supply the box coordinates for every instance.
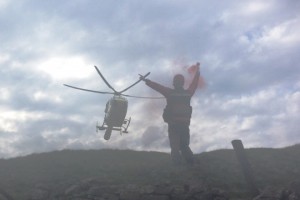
[0,144,299,199]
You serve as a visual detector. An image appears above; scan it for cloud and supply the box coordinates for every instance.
[0,0,299,158]
[141,126,168,149]
[190,82,300,153]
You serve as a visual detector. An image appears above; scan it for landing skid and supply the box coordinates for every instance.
[96,117,131,139]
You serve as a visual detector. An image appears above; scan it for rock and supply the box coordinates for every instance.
[288,181,300,197]
[87,186,105,197]
[26,184,51,200]
[253,182,300,200]
[65,184,82,195]
[119,191,140,200]
[102,193,119,200]
[187,187,229,200]
[28,188,49,200]
[171,185,187,200]
[0,188,13,200]
[153,183,173,195]
[140,185,155,194]
[143,194,170,200]
[253,187,286,200]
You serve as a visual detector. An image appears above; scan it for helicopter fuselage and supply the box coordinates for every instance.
[104,95,128,127]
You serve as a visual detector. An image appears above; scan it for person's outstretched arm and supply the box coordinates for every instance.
[139,75,171,97]
[145,79,172,97]
[188,62,200,96]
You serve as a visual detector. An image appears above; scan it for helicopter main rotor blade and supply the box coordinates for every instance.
[94,66,118,94]
[118,72,151,94]
[122,93,165,99]
[63,84,115,95]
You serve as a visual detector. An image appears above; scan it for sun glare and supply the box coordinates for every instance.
[244,2,269,13]
[38,56,93,80]
[0,0,10,9]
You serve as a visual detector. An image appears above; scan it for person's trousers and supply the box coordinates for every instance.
[168,123,194,164]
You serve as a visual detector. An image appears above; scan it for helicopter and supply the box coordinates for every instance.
[64,66,163,140]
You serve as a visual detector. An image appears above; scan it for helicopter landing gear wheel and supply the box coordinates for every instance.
[104,127,112,140]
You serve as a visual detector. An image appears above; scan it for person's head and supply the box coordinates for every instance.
[173,74,184,88]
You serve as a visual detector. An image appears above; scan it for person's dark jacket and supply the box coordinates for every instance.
[145,70,199,125]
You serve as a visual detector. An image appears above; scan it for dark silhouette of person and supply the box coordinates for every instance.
[141,63,200,165]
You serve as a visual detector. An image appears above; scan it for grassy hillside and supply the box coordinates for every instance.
[0,144,299,199]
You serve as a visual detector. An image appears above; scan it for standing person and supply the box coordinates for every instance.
[140,63,200,165]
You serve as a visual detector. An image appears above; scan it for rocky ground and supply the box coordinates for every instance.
[26,178,230,200]
[19,179,300,200]
[1,145,299,200]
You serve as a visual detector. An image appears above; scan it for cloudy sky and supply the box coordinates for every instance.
[0,0,299,158]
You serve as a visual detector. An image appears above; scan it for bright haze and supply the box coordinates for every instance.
[0,0,299,158]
